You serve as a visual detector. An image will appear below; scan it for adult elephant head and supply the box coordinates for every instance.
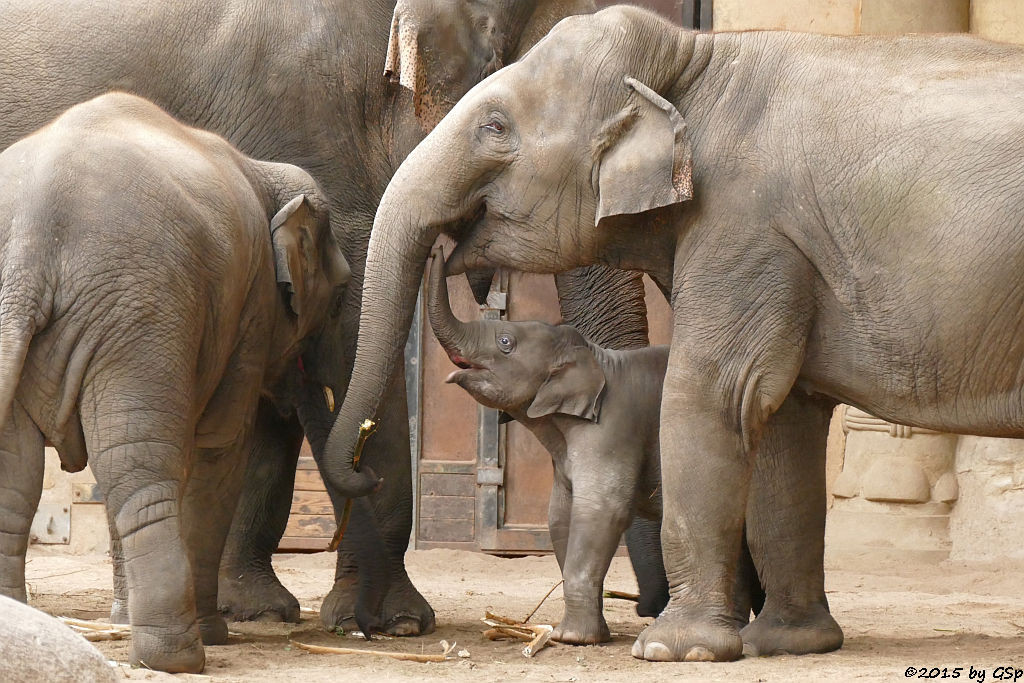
[384,0,597,304]
[326,6,689,497]
[385,0,595,132]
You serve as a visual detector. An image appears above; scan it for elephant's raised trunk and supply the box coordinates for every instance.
[425,248,471,361]
[322,118,476,498]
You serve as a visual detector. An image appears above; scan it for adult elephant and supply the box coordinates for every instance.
[0,0,632,636]
[328,4,1024,662]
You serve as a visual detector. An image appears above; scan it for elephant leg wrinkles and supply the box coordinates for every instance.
[0,402,45,603]
[86,395,205,674]
[184,443,248,646]
[319,361,435,637]
[552,454,638,645]
[218,401,303,623]
[741,391,842,656]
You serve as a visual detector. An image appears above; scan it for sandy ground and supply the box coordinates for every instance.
[23,546,1024,682]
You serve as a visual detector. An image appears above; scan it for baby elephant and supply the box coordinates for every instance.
[0,93,348,673]
[427,250,669,644]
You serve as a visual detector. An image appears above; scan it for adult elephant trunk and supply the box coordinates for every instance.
[323,120,477,497]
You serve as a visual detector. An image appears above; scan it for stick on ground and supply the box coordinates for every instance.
[291,640,456,663]
[523,579,563,623]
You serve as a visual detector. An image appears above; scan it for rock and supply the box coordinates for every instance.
[0,595,118,683]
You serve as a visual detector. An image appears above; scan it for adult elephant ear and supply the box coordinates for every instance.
[527,346,607,422]
[594,76,694,224]
[384,0,509,131]
[270,194,317,320]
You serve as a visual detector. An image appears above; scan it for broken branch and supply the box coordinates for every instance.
[523,579,563,623]
[290,639,455,663]
[327,419,377,552]
[603,590,640,602]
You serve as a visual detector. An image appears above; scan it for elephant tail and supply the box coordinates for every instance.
[0,280,42,433]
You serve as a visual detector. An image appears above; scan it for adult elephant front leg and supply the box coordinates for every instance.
[740,391,842,656]
[319,360,435,636]
[218,401,304,623]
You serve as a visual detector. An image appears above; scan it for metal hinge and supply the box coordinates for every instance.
[484,291,507,311]
[476,466,504,487]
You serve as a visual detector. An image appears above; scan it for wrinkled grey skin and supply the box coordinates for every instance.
[427,251,764,642]
[338,4,1024,662]
[0,93,346,673]
[330,4,1024,662]
[0,595,119,683]
[0,0,621,637]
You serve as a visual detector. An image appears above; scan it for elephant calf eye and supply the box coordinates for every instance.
[497,334,515,353]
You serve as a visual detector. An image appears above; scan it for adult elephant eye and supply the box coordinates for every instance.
[483,120,504,133]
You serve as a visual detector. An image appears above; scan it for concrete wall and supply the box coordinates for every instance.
[714,0,969,34]
[972,0,1024,43]
[34,449,109,555]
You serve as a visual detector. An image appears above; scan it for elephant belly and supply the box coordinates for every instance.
[800,305,1024,439]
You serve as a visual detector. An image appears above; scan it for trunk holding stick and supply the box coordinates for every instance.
[327,419,378,552]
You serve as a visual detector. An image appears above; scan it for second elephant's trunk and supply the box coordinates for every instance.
[321,110,480,498]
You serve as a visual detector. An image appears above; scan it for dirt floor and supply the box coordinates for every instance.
[23,545,1024,682]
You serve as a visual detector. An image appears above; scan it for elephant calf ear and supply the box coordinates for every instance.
[270,194,314,318]
[527,347,607,422]
[594,76,694,225]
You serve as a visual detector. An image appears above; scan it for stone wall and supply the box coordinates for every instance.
[714,0,969,33]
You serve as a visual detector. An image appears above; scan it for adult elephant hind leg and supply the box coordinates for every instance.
[0,402,44,602]
[632,298,807,662]
[320,362,434,637]
[84,386,204,674]
[218,401,303,624]
[740,392,842,656]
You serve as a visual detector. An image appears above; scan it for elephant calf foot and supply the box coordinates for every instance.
[740,601,843,657]
[320,575,436,637]
[217,570,299,623]
[552,611,611,645]
[130,623,205,674]
[631,606,743,662]
[198,614,229,645]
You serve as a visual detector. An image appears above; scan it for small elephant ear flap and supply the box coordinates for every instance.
[526,346,607,422]
[594,76,694,225]
[270,194,313,318]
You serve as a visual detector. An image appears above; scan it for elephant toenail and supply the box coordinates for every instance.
[683,646,716,662]
[742,642,759,657]
[645,642,675,661]
[631,639,645,659]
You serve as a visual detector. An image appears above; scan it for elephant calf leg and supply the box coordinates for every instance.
[108,523,129,623]
[0,403,44,601]
[87,399,204,674]
[552,485,633,645]
[184,447,247,645]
